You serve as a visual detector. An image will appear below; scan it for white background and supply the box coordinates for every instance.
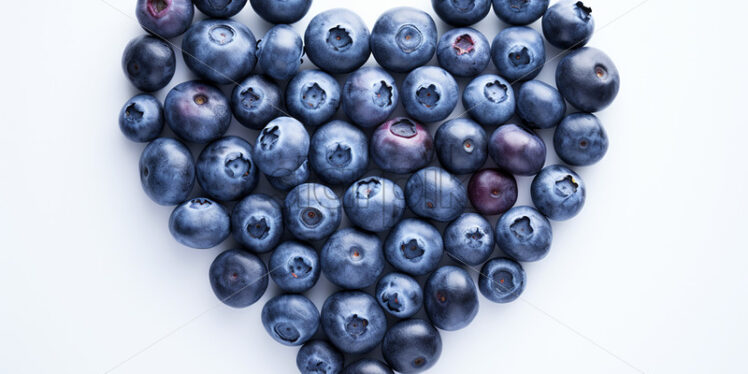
[1,0,746,373]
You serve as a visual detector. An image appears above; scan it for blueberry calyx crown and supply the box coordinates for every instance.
[124,103,144,122]
[373,81,394,107]
[416,84,440,109]
[246,216,270,239]
[224,152,252,178]
[147,0,170,17]
[260,126,280,150]
[401,239,425,260]
[209,25,236,46]
[390,119,419,138]
[327,26,353,51]
[288,257,312,279]
[301,83,327,109]
[575,1,592,21]
[554,175,579,197]
[453,34,475,56]
[355,178,381,199]
[396,24,424,53]
[510,216,533,240]
[484,80,509,103]
[345,314,368,336]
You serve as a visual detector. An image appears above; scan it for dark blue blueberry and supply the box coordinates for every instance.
[436,27,490,78]
[182,19,257,85]
[304,9,371,74]
[269,241,320,293]
[135,0,194,39]
[492,0,549,25]
[169,198,230,248]
[285,70,341,127]
[556,47,620,112]
[516,80,566,129]
[256,25,303,81]
[405,167,468,222]
[462,74,516,126]
[261,294,319,346]
[253,116,309,177]
[443,213,494,266]
[542,0,595,49]
[382,319,442,374]
[424,266,479,331]
[467,168,518,215]
[249,0,311,24]
[342,67,398,128]
[375,272,423,319]
[296,340,344,374]
[230,75,282,130]
[488,123,546,176]
[384,218,443,276]
[554,113,608,166]
[121,35,175,92]
[431,0,491,26]
[209,248,268,308]
[266,160,310,192]
[231,194,284,253]
[343,177,406,233]
[478,257,525,303]
[119,94,163,142]
[370,118,434,174]
[321,291,387,354]
[164,81,231,144]
[371,7,437,73]
[491,26,545,82]
[495,205,552,262]
[531,164,586,220]
[343,359,394,374]
[401,66,459,124]
[310,121,368,186]
[194,0,246,18]
[434,118,487,175]
[196,136,258,201]
[284,183,342,241]
[321,228,384,290]
[139,137,195,206]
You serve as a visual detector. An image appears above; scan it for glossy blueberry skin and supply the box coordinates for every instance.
[343,177,406,233]
[516,80,566,129]
[424,266,479,331]
[269,241,320,293]
[467,168,518,215]
[119,94,163,142]
[479,257,525,303]
[371,7,438,73]
[443,213,495,266]
[231,194,284,253]
[370,118,434,174]
[431,0,491,27]
[296,340,344,374]
[139,138,195,206]
[321,291,387,354]
[554,113,608,166]
[462,74,516,126]
[194,0,246,18]
[121,35,175,92]
[266,160,310,192]
[436,27,490,78]
[305,9,371,74]
[343,359,394,374]
[321,228,384,289]
[256,25,303,81]
[169,198,230,248]
[253,116,309,177]
[284,183,342,241]
[310,120,369,186]
[342,67,399,128]
[405,167,468,222]
[492,0,549,25]
[384,218,444,276]
[135,0,194,39]
[250,0,311,24]
[209,249,268,308]
[434,118,487,175]
[401,67,459,124]
[261,294,320,346]
[182,19,256,85]
[531,164,586,220]
[495,205,552,262]
[556,47,620,112]
[196,136,258,202]
[285,70,341,127]
[542,0,595,49]
[230,75,282,130]
[164,81,231,144]
[491,26,545,82]
[382,319,442,374]
[375,272,423,319]
[488,124,546,176]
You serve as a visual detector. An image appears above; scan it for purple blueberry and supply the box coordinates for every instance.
[488,124,546,176]
[436,27,491,78]
[169,197,230,249]
[121,35,176,92]
[467,168,518,215]
[164,81,231,144]
[269,241,320,293]
[370,118,434,174]
[135,0,194,39]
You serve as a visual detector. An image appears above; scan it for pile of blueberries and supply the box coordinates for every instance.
[120,0,619,372]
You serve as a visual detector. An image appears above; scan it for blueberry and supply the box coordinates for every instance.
[343,177,406,233]
[284,183,342,241]
[516,80,566,129]
[261,294,320,346]
[169,198,230,248]
[381,319,442,374]
[304,9,371,74]
[401,66,459,124]
[135,0,194,39]
[492,0,549,25]
[434,118,487,175]
[405,167,468,222]
[119,94,163,142]
[285,70,341,127]
[209,249,268,308]
[253,116,309,177]
[196,136,258,202]
[467,168,518,215]
[249,0,311,24]
[230,75,283,130]
[554,113,608,166]
[164,80,231,144]
[491,26,545,82]
[296,340,344,374]
[556,47,620,112]
[495,205,552,262]
[266,160,310,192]
[371,7,437,73]
[309,120,369,186]
[342,67,399,128]
[462,74,516,126]
[375,272,423,319]
[370,118,434,174]
[121,35,176,92]
[488,123,546,176]
[321,291,387,354]
[443,213,494,266]
[321,228,384,290]
[384,218,443,276]
[182,19,257,85]
[139,137,195,206]
[256,25,304,81]
[424,265,479,331]
[530,164,586,220]
[231,194,284,253]
[193,0,246,18]
[436,27,491,78]
[431,0,491,26]
[269,241,320,293]
[478,257,525,303]
[342,359,394,374]
[542,0,595,49]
